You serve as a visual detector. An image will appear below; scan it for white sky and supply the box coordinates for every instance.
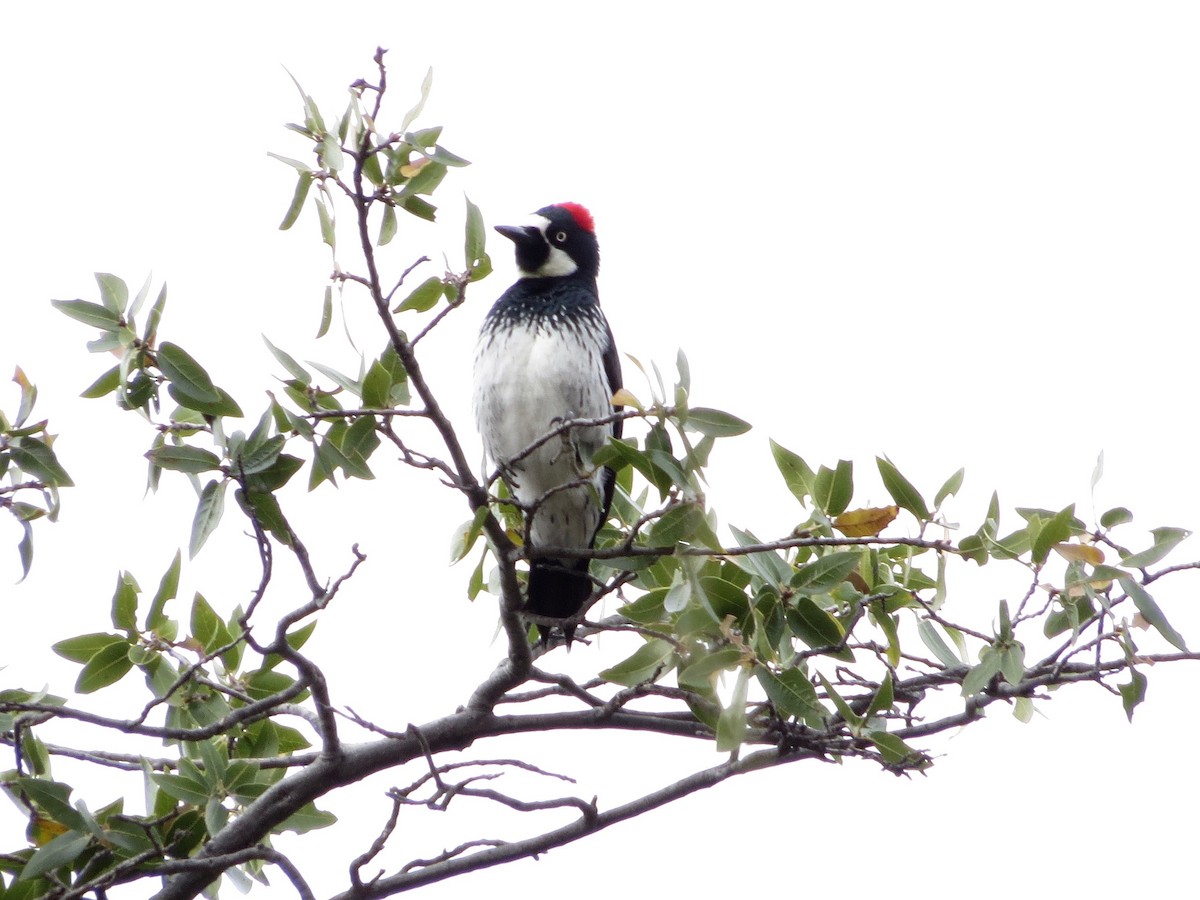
[2,3,1199,898]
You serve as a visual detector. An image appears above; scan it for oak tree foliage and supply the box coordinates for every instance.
[2,51,1197,899]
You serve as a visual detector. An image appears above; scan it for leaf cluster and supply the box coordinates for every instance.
[1,368,73,580]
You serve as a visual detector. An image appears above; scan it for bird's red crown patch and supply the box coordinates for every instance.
[557,202,595,234]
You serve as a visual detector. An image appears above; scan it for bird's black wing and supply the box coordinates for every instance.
[602,322,623,441]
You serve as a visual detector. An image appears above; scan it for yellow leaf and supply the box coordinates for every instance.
[611,388,643,411]
[399,157,430,178]
[834,506,899,538]
[1053,543,1105,565]
[1064,578,1112,598]
[27,814,69,846]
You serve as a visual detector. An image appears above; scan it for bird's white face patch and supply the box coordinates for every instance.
[521,214,579,278]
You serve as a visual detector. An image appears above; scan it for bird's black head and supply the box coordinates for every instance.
[495,202,600,281]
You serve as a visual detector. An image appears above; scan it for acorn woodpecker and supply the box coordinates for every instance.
[473,202,622,643]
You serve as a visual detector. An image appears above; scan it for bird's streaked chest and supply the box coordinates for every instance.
[473,317,612,465]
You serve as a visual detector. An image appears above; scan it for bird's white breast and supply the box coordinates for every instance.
[474,320,612,490]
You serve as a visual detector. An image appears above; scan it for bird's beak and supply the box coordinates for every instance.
[494,224,537,243]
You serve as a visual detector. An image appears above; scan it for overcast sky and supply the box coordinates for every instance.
[3,3,1199,898]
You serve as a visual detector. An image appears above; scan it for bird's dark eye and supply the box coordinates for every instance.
[554,231,568,243]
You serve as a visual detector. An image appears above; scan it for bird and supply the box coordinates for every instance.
[472,202,623,644]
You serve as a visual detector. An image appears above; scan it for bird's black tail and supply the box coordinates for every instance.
[526,558,593,645]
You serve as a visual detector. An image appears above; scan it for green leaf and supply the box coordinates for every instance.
[961,646,1003,696]
[279,171,313,230]
[263,336,311,384]
[267,151,314,172]
[76,639,134,693]
[15,518,33,580]
[308,360,361,395]
[362,146,385,186]
[95,272,129,315]
[20,831,91,881]
[866,672,895,717]
[678,647,743,692]
[128,272,153,320]
[877,456,930,521]
[1100,506,1133,529]
[998,641,1025,685]
[239,487,293,547]
[1119,668,1147,722]
[156,342,218,402]
[205,796,229,837]
[934,467,965,509]
[245,669,300,702]
[146,551,181,630]
[144,282,168,346]
[682,407,751,437]
[16,779,87,832]
[190,479,228,558]
[619,588,668,625]
[261,621,318,671]
[992,526,1032,560]
[649,502,708,548]
[868,730,922,767]
[715,665,750,751]
[408,125,443,148]
[756,667,825,725]
[80,364,121,399]
[381,345,410,406]
[1012,696,1035,723]
[394,276,443,313]
[1090,450,1105,491]
[1031,504,1077,565]
[317,285,333,338]
[110,571,139,632]
[1044,593,1096,639]
[146,445,223,474]
[957,533,987,565]
[152,772,211,806]
[1120,577,1188,651]
[729,525,792,585]
[599,638,673,686]
[997,598,1014,642]
[449,505,490,564]
[12,366,37,427]
[339,414,379,479]
[662,572,692,614]
[813,460,853,516]
[429,144,470,167]
[319,133,344,172]
[167,375,242,418]
[378,204,398,246]
[315,196,335,248]
[400,67,433,133]
[190,593,226,653]
[917,619,962,668]
[245,453,304,493]
[52,298,121,331]
[786,598,847,653]
[817,672,862,731]
[464,195,486,269]
[403,160,447,196]
[874,603,902,668]
[238,435,285,476]
[792,552,860,593]
[9,438,74,487]
[277,801,337,835]
[1120,526,1191,569]
[401,195,437,222]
